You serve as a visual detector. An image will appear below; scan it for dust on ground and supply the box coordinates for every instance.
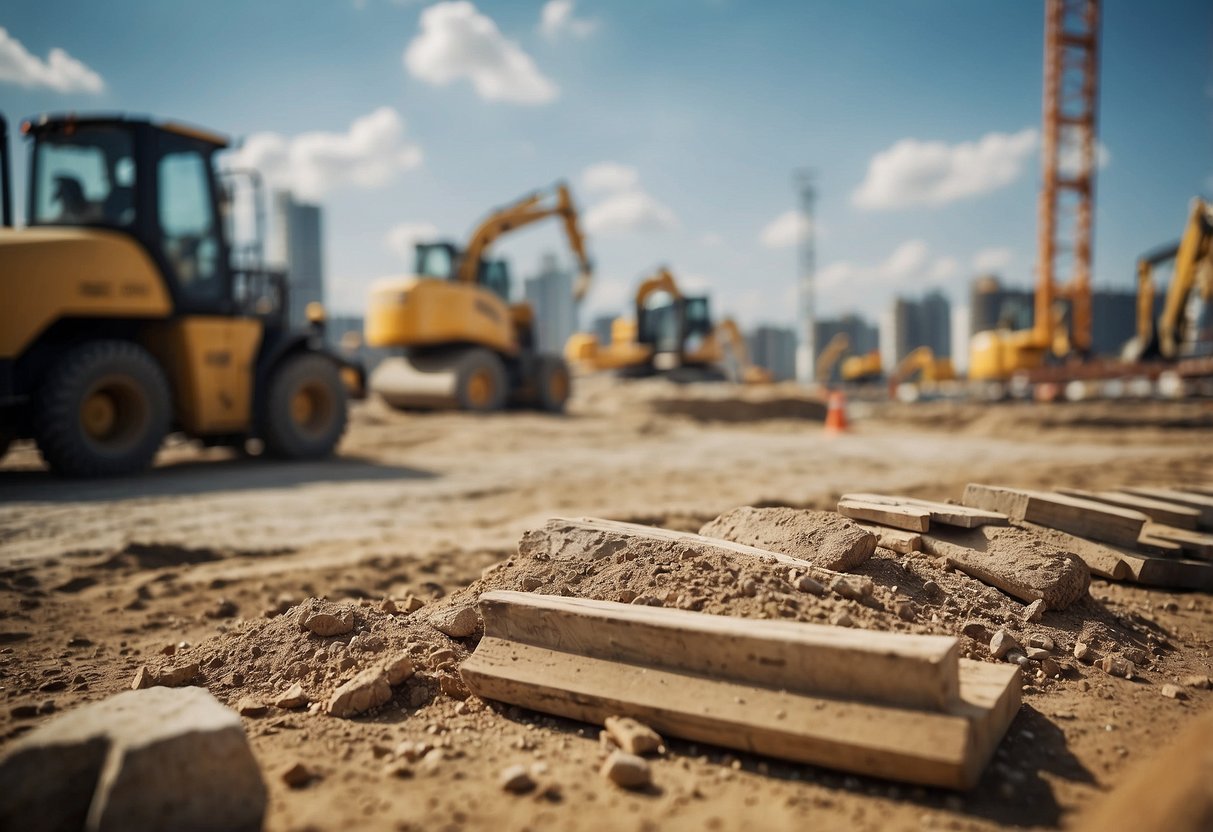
[2,377,1212,831]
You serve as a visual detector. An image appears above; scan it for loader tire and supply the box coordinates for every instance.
[260,352,348,460]
[454,348,508,413]
[34,340,171,478]
[534,356,571,413]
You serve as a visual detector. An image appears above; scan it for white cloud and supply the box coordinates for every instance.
[972,246,1013,274]
[852,128,1038,211]
[225,107,422,201]
[405,1,558,105]
[384,221,440,261]
[579,161,678,235]
[1058,134,1111,177]
[581,161,639,194]
[759,209,812,249]
[539,0,598,40]
[929,256,960,281]
[818,239,931,292]
[0,27,104,94]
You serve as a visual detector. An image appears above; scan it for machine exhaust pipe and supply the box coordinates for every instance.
[0,114,11,228]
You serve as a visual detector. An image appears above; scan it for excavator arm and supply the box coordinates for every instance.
[714,318,772,384]
[459,182,594,301]
[889,346,956,387]
[815,332,851,385]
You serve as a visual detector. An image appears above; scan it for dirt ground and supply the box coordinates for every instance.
[2,377,1212,831]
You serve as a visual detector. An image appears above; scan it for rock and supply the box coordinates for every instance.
[237,698,268,717]
[1025,647,1051,661]
[1023,599,1046,623]
[830,575,874,601]
[1122,647,1149,666]
[158,663,199,687]
[1160,684,1185,700]
[1040,657,1062,678]
[1100,655,1134,679]
[961,621,991,642]
[604,716,663,755]
[380,598,398,614]
[1181,675,1212,690]
[427,604,479,638]
[403,595,426,613]
[281,762,313,788]
[499,764,536,794]
[130,666,153,690]
[0,687,265,832]
[1028,634,1055,651]
[699,507,877,571]
[795,575,826,595]
[303,611,354,637]
[894,600,916,622]
[383,654,415,686]
[275,684,308,710]
[600,750,651,789]
[1074,641,1094,664]
[830,611,854,628]
[326,669,392,718]
[428,648,458,669]
[438,673,470,700]
[989,630,1022,660]
[922,580,941,595]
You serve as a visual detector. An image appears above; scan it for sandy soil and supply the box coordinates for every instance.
[1,378,1212,831]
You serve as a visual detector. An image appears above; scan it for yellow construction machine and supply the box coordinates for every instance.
[814,331,883,385]
[365,183,591,412]
[1123,197,1213,362]
[565,267,771,383]
[0,113,360,477]
[887,346,956,391]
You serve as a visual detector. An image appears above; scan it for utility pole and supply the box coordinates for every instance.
[795,170,816,384]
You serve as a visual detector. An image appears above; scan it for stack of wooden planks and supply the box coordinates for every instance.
[461,590,1021,790]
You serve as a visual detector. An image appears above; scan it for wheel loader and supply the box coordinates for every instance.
[0,113,362,477]
[364,183,592,413]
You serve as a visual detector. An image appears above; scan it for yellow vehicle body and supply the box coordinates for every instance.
[968,329,1048,381]
[0,227,171,358]
[840,351,883,383]
[366,276,518,356]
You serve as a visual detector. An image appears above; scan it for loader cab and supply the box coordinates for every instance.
[413,241,513,302]
[638,294,714,356]
[24,115,258,318]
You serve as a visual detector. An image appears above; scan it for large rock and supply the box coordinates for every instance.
[699,507,877,572]
[0,686,265,832]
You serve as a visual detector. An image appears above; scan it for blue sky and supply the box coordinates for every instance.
[2,0,1211,338]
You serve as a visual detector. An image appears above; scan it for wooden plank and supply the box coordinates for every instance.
[476,591,960,710]
[1144,523,1213,560]
[1137,533,1186,557]
[962,484,1147,549]
[843,493,1008,529]
[1122,487,1213,529]
[463,592,1020,790]
[837,500,930,533]
[1055,488,1200,530]
[855,524,922,554]
[1022,523,1213,591]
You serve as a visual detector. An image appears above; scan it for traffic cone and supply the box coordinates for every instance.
[824,391,849,434]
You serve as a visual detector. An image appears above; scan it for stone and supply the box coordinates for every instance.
[1023,599,1046,623]
[1040,658,1062,678]
[428,604,479,638]
[326,669,392,718]
[438,673,470,700]
[795,575,826,595]
[894,600,916,622]
[303,611,354,638]
[961,621,991,642]
[1160,684,1185,700]
[237,698,268,717]
[428,648,458,669]
[989,630,1022,660]
[130,666,153,690]
[380,598,398,614]
[1025,647,1051,661]
[830,611,854,628]
[1074,642,1094,664]
[600,750,651,789]
[281,762,313,788]
[1181,675,1212,690]
[1027,634,1055,652]
[604,716,663,756]
[157,663,199,687]
[275,684,308,710]
[499,764,536,794]
[1100,655,1134,679]
[830,575,874,601]
[699,507,877,571]
[403,595,425,613]
[383,654,415,686]
[1122,647,1149,666]
[0,687,265,832]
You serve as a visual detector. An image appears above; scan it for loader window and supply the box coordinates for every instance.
[32,127,136,228]
[157,149,222,304]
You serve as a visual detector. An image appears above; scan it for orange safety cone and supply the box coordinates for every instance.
[823,390,849,434]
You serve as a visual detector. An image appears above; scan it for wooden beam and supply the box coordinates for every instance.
[843,494,1008,529]
[1021,523,1213,591]
[1055,488,1200,530]
[837,500,930,533]
[962,485,1147,549]
[1143,523,1213,561]
[855,524,922,554]
[1122,487,1213,529]
[462,592,1020,790]
[475,591,960,710]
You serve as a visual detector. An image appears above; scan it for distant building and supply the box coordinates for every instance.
[523,253,576,354]
[1090,289,1140,357]
[269,191,324,328]
[814,314,879,382]
[748,325,797,381]
[887,290,952,364]
[969,275,1033,336]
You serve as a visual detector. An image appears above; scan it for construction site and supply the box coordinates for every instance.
[2,1,1212,830]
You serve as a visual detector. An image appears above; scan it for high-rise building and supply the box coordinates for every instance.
[523,253,576,354]
[969,275,1033,336]
[748,325,798,381]
[1090,289,1140,357]
[815,315,879,356]
[269,191,324,328]
[886,290,952,364]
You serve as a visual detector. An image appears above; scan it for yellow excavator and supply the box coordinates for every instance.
[0,113,359,477]
[1123,197,1213,362]
[814,331,883,385]
[887,346,956,394]
[365,183,592,412]
[565,267,771,383]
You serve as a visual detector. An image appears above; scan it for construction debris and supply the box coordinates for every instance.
[836,499,931,533]
[842,493,1009,529]
[461,590,1020,789]
[699,507,876,571]
[604,716,663,755]
[600,750,652,789]
[962,484,1148,549]
[0,687,266,832]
